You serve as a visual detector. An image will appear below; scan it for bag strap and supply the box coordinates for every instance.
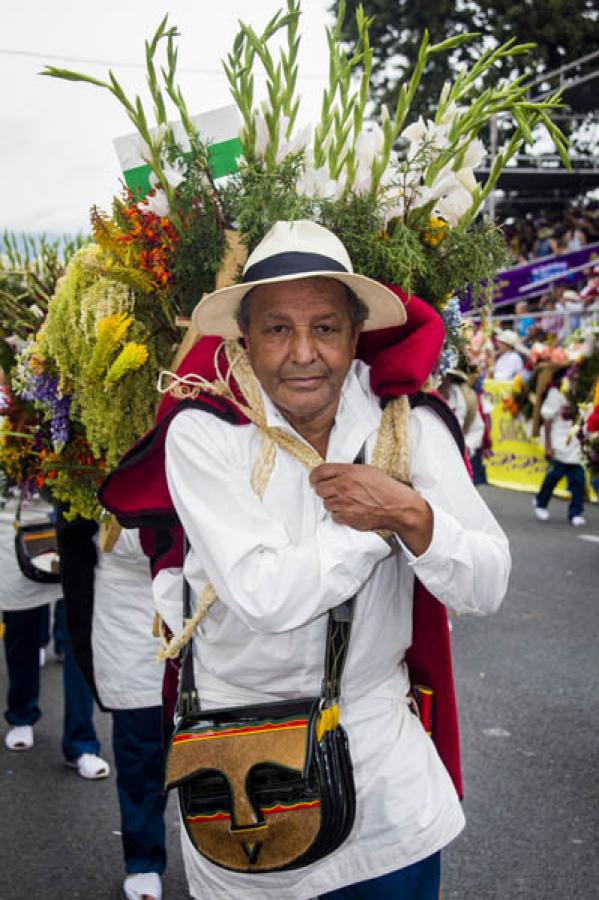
[179,536,200,716]
[177,446,365,717]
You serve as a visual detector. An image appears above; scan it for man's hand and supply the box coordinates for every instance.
[544,445,554,461]
[309,463,433,557]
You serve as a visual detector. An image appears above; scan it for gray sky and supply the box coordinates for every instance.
[1,0,333,235]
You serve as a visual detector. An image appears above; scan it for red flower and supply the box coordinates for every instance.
[587,406,599,433]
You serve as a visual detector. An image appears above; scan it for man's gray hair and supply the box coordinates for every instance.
[235,279,369,333]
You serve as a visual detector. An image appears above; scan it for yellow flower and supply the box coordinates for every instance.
[85,313,133,381]
[422,215,448,247]
[96,312,133,343]
[104,343,149,387]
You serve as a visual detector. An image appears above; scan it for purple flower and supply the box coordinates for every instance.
[19,366,72,450]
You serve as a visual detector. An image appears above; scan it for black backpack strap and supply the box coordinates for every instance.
[409,391,466,458]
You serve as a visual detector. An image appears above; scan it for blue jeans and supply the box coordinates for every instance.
[3,604,100,760]
[320,852,441,899]
[536,460,585,520]
[38,598,69,655]
[112,707,167,875]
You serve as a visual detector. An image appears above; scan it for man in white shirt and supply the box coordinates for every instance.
[103,220,510,900]
[534,375,586,526]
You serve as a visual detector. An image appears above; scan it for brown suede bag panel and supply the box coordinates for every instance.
[187,805,321,871]
[165,723,310,826]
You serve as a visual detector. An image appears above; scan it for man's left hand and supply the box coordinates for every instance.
[309,464,433,557]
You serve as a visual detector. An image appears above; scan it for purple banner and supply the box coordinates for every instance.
[490,243,599,308]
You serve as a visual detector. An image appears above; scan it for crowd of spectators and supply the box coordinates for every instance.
[501,205,599,265]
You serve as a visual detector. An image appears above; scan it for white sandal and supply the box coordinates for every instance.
[65,752,110,780]
[5,725,34,751]
[123,872,162,900]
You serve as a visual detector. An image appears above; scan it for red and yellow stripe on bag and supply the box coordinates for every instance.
[187,799,320,824]
[172,717,308,745]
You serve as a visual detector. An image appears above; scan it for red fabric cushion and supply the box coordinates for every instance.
[357,291,445,396]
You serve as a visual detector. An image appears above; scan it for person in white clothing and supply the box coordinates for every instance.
[92,527,167,900]
[438,369,484,458]
[493,329,524,381]
[1,498,109,777]
[534,372,586,526]
[142,221,511,900]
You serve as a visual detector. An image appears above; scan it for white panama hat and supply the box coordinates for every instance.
[192,220,407,337]
[495,329,519,348]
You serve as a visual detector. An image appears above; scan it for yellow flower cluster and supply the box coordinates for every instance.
[422,216,448,247]
[86,312,133,381]
[104,343,149,387]
[40,245,171,469]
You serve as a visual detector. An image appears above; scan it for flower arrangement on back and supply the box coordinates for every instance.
[30,0,569,519]
[0,233,103,509]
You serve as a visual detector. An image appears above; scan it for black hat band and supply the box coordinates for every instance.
[242,251,348,285]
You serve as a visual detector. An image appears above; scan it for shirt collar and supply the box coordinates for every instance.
[260,360,381,463]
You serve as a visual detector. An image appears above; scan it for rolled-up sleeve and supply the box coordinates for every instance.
[165,410,390,633]
[398,407,511,615]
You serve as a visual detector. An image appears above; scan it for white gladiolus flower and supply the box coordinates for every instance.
[461,138,486,169]
[402,117,450,163]
[401,117,428,144]
[384,200,405,224]
[149,160,185,191]
[356,124,385,164]
[427,170,461,202]
[351,125,385,194]
[418,167,475,225]
[276,117,312,162]
[138,124,169,164]
[455,166,478,193]
[438,102,459,126]
[139,188,170,218]
[296,166,337,199]
[353,161,373,194]
[439,81,451,106]
[252,112,270,158]
[435,183,473,226]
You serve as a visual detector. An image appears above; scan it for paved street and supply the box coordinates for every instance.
[1,486,598,899]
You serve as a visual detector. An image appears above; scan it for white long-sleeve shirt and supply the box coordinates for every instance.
[541,386,583,465]
[445,383,485,454]
[92,528,163,710]
[0,500,60,612]
[494,349,524,381]
[160,360,510,900]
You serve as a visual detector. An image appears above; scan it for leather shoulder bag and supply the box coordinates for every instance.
[164,559,357,873]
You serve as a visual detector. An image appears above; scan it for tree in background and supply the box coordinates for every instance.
[0,232,88,372]
[334,0,599,121]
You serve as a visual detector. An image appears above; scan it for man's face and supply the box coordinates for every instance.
[243,277,361,427]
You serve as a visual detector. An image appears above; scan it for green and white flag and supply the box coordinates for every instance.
[113,104,243,197]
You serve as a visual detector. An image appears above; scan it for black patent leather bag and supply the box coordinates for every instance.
[14,521,60,584]
[165,567,357,873]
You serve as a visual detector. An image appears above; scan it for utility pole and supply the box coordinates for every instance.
[486,116,498,223]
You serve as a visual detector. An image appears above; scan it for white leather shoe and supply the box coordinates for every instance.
[5,725,34,751]
[123,872,162,900]
[65,752,110,779]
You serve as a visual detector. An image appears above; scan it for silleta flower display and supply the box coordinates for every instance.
[1,1,573,519]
